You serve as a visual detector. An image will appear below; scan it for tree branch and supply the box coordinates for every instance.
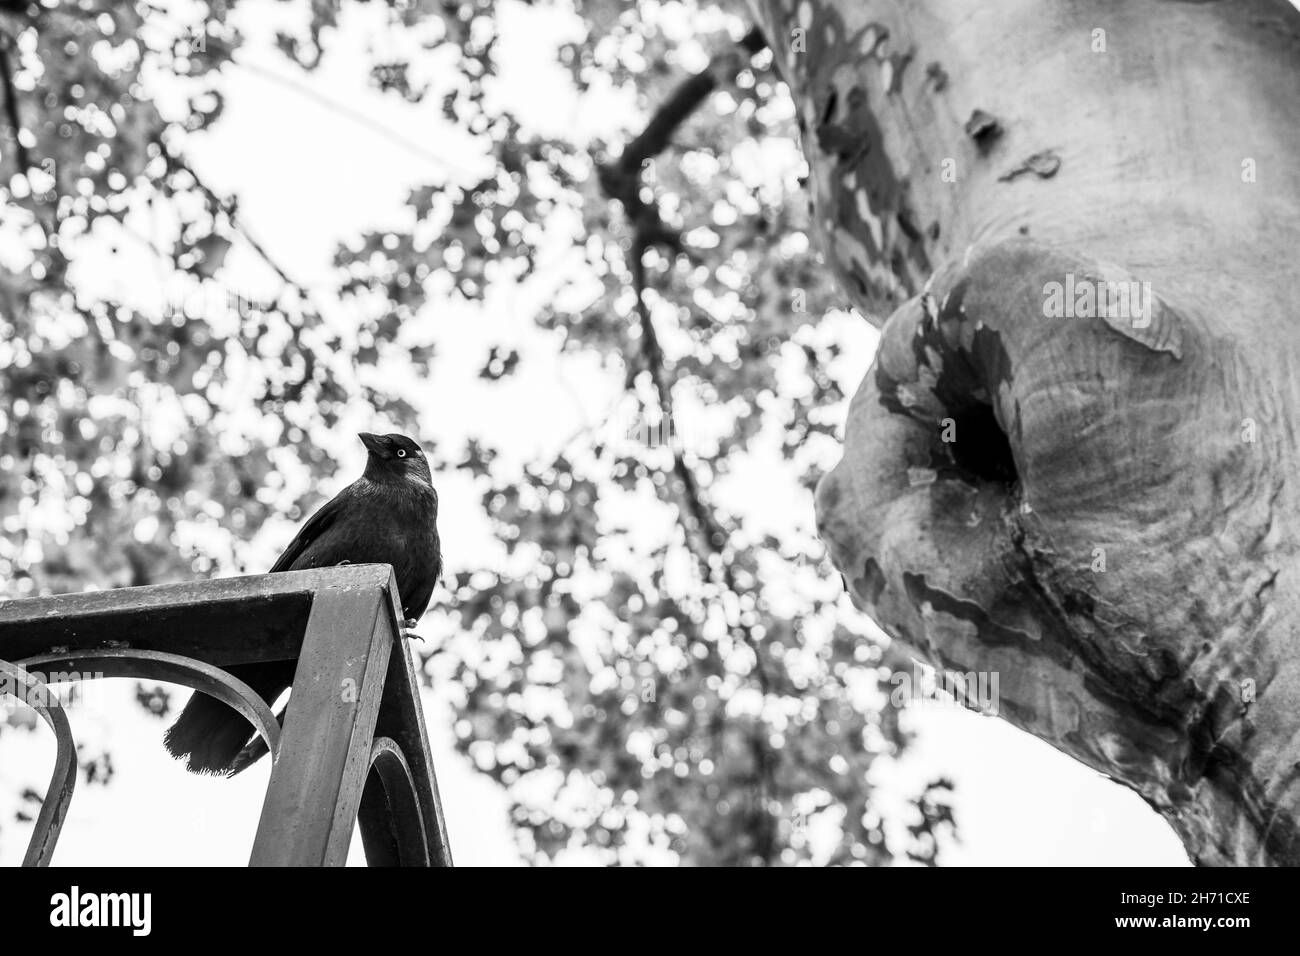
[0,29,31,174]
[156,137,321,314]
[599,25,779,863]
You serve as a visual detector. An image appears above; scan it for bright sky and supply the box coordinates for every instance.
[0,0,1191,866]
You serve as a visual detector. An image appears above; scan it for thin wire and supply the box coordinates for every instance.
[230,53,483,179]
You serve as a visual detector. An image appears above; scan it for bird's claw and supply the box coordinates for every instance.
[402,618,425,641]
[402,629,426,642]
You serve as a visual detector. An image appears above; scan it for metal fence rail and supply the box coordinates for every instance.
[0,564,453,867]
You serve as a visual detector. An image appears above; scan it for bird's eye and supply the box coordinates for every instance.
[397,449,407,458]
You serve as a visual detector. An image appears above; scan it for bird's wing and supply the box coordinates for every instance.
[268,485,353,573]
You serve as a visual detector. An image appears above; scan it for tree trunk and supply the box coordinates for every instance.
[748,0,1300,865]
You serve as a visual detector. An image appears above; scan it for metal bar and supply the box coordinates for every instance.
[0,565,393,668]
[358,737,430,866]
[248,573,397,866]
[372,636,454,866]
[18,648,281,761]
[0,660,78,867]
[0,565,455,868]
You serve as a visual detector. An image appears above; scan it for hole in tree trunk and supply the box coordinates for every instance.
[948,403,1018,486]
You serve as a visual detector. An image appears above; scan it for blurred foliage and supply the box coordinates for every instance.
[0,0,953,864]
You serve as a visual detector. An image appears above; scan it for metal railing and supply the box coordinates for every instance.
[0,564,453,867]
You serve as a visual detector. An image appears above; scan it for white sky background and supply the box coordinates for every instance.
[0,0,1192,865]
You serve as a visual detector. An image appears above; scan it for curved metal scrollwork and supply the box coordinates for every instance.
[0,660,78,867]
[362,737,431,866]
[2,648,282,866]
[20,648,282,762]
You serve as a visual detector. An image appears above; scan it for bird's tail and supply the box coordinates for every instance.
[164,662,293,776]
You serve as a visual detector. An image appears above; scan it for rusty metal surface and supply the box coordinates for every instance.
[0,659,78,867]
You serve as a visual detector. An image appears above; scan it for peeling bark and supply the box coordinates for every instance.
[751,0,1300,864]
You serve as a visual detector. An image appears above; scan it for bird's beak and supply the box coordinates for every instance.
[358,432,383,454]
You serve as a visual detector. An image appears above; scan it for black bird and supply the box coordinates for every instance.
[164,432,441,775]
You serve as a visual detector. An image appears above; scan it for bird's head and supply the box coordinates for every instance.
[359,432,435,493]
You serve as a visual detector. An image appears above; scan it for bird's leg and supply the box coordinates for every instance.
[402,617,425,641]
